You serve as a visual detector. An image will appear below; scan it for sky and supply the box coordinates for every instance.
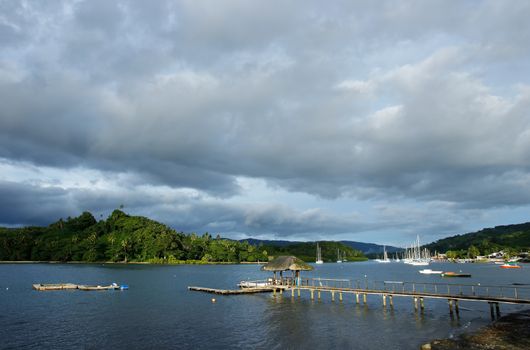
[1,0,530,246]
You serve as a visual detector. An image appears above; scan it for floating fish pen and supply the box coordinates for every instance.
[32,283,79,291]
[33,283,128,291]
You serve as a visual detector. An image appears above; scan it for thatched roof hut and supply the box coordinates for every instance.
[262,256,313,286]
[262,256,313,272]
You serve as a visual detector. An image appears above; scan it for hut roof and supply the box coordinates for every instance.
[261,256,314,272]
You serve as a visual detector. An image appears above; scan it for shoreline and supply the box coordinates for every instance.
[0,259,368,265]
[0,260,265,265]
[421,308,530,349]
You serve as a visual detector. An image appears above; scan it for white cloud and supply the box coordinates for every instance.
[335,79,376,94]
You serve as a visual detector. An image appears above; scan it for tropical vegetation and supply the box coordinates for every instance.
[0,210,268,263]
[425,222,530,259]
[0,210,366,263]
[257,241,367,263]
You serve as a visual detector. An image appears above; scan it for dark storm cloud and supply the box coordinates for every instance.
[0,180,74,226]
[0,179,372,238]
[2,1,530,239]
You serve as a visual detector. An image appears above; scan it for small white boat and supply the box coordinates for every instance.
[238,280,271,288]
[419,269,442,274]
[410,260,429,266]
[375,258,391,263]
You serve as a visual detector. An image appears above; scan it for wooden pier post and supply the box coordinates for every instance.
[389,295,394,308]
[363,293,367,304]
[489,302,495,320]
[355,293,359,304]
[339,292,343,302]
[318,290,321,300]
[291,288,294,298]
[331,291,335,302]
[448,299,453,315]
[495,303,500,318]
[297,288,300,297]
[414,297,418,311]
[310,289,314,301]
[455,299,459,317]
[382,294,386,307]
[420,297,424,311]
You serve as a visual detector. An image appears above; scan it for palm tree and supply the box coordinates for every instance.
[121,238,130,263]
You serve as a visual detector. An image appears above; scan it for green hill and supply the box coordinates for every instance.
[424,222,530,256]
[0,210,267,263]
[0,210,366,263]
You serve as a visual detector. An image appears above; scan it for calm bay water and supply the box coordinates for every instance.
[1,262,529,349]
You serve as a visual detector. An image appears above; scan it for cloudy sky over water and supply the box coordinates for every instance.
[1,0,530,245]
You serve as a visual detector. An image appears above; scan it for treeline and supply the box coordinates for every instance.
[258,241,367,263]
[425,222,530,258]
[442,246,525,260]
[0,210,268,263]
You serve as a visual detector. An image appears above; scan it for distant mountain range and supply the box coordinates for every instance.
[240,238,403,255]
[242,221,530,257]
[340,241,403,254]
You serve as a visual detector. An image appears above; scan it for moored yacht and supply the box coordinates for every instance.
[316,243,323,264]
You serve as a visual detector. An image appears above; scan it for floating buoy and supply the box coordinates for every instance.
[211,298,216,303]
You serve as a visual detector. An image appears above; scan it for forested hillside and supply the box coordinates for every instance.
[259,241,366,263]
[424,222,530,256]
[0,210,268,263]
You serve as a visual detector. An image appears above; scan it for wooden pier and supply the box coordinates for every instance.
[188,286,285,295]
[189,278,530,319]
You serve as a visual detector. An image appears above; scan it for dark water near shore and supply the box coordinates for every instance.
[1,262,529,349]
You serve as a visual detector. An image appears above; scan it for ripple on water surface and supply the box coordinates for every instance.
[0,262,529,349]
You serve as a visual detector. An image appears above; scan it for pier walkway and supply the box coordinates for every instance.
[188,286,282,295]
[189,278,530,319]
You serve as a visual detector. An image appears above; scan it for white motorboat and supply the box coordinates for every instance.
[419,269,442,274]
[238,280,271,288]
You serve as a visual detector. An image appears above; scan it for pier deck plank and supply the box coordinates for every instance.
[188,286,285,295]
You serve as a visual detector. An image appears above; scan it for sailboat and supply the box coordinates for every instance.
[403,235,430,266]
[375,245,391,263]
[316,243,323,264]
[336,249,343,263]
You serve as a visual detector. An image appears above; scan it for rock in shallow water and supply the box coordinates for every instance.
[423,309,530,350]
